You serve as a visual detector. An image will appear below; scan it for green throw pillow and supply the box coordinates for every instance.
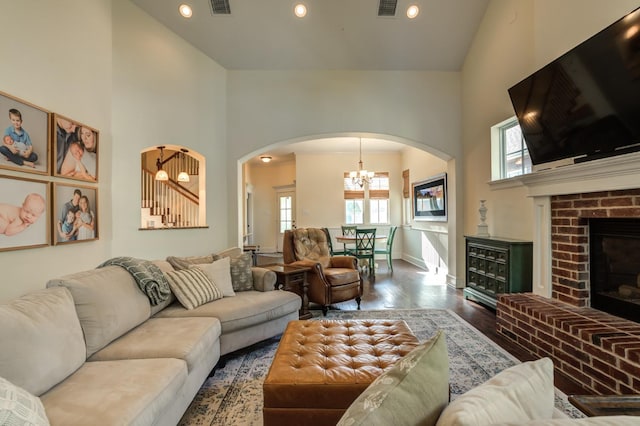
[0,376,49,426]
[226,252,254,292]
[164,268,223,310]
[337,330,449,426]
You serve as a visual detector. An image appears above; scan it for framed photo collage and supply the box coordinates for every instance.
[0,90,99,251]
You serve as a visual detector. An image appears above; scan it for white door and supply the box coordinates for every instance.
[276,189,296,252]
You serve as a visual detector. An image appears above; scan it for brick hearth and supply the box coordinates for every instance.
[497,188,640,394]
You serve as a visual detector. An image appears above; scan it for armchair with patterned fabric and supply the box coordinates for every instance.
[283,228,362,315]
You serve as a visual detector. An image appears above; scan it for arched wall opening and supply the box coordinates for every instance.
[235,132,463,288]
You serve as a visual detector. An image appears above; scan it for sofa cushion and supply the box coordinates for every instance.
[0,376,49,426]
[166,253,215,270]
[0,287,86,396]
[337,330,449,426]
[89,317,221,373]
[436,357,555,426]
[165,267,224,309]
[40,358,186,426]
[494,417,640,426]
[47,266,151,358]
[194,257,236,297]
[154,290,301,334]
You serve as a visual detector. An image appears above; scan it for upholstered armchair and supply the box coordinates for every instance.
[283,228,362,315]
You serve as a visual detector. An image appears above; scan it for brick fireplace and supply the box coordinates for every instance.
[494,154,640,394]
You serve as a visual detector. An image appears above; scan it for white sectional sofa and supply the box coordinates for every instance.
[0,250,300,426]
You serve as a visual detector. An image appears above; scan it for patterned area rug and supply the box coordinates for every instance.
[179,309,584,425]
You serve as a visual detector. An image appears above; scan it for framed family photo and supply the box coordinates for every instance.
[52,113,99,182]
[413,173,447,222]
[0,175,50,252]
[53,183,98,245]
[0,91,51,175]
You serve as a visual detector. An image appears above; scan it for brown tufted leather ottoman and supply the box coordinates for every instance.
[263,319,419,426]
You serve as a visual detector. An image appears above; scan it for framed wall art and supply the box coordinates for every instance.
[0,175,50,252]
[413,173,447,222]
[52,113,99,182]
[53,183,98,245]
[0,91,51,175]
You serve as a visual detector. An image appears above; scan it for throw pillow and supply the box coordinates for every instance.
[435,357,555,426]
[224,252,254,292]
[164,268,223,310]
[166,254,215,270]
[493,417,640,426]
[337,330,449,426]
[193,257,236,297]
[0,376,49,426]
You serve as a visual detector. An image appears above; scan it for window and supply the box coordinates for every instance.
[343,172,389,225]
[491,117,532,180]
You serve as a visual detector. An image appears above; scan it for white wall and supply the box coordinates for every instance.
[110,0,228,259]
[460,0,639,285]
[0,0,112,302]
[0,0,228,303]
[226,70,461,243]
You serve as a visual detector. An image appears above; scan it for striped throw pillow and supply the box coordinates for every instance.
[164,268,223,310]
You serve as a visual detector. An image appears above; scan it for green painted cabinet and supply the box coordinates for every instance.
[463,236,533,309]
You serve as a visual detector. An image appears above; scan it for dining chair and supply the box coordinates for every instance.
[322,227,346,256]
[348,228,377,278]
[375,225,397,272]
[341,225,357,254]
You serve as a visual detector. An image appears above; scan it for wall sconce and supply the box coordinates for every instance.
[260,156,272,163]
[155,146,169,181]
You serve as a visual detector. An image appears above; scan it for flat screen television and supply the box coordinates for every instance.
[508,7,640,166]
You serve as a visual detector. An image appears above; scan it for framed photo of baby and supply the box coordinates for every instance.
[0,175,50,252]
[53,183,98,245]
[52,113,99,182]
[0,91,51,175]
[51,183,98,245]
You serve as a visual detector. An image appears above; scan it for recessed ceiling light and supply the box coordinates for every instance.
[179,4,193,18]
[407,5,419,19]
[294,3,307,18]
[260,156,273,163]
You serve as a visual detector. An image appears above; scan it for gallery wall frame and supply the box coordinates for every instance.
[413,172,447,222]
[0,175,50,252]
[0,91,51,176]
[52,113,99,183]
[53,182,98,245]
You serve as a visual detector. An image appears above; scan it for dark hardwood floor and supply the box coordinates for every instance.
[320,259,591,396]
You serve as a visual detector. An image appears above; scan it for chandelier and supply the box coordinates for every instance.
[349,138,374,188]
[155,146,169,181]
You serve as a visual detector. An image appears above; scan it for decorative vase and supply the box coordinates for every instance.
[477,200,490,237]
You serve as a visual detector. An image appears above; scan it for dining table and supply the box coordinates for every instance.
[335,234,387,274]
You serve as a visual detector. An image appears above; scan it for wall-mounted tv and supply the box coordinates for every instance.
[508,7,640,166]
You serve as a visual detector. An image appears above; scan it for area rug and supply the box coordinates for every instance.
[179,309,584,425]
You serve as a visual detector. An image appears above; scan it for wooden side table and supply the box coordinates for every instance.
[262,264,312,320]
[569,395,640,417]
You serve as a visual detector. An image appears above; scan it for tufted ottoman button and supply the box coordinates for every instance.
[263,319,419,426]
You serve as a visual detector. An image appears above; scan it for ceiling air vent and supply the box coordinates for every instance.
[378,0,397,17]
[210,0,231,15]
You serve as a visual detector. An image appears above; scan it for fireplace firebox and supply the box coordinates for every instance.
[590,218,640,323]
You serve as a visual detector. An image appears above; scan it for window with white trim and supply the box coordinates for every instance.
[491,116,532,180]
[343,172,389,225]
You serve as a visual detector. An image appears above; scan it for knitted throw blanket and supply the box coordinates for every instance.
[98,257,171,306]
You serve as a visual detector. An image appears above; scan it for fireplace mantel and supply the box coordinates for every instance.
[521,151,640,197]
[496,151,640,299]
[490,151,640,197]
